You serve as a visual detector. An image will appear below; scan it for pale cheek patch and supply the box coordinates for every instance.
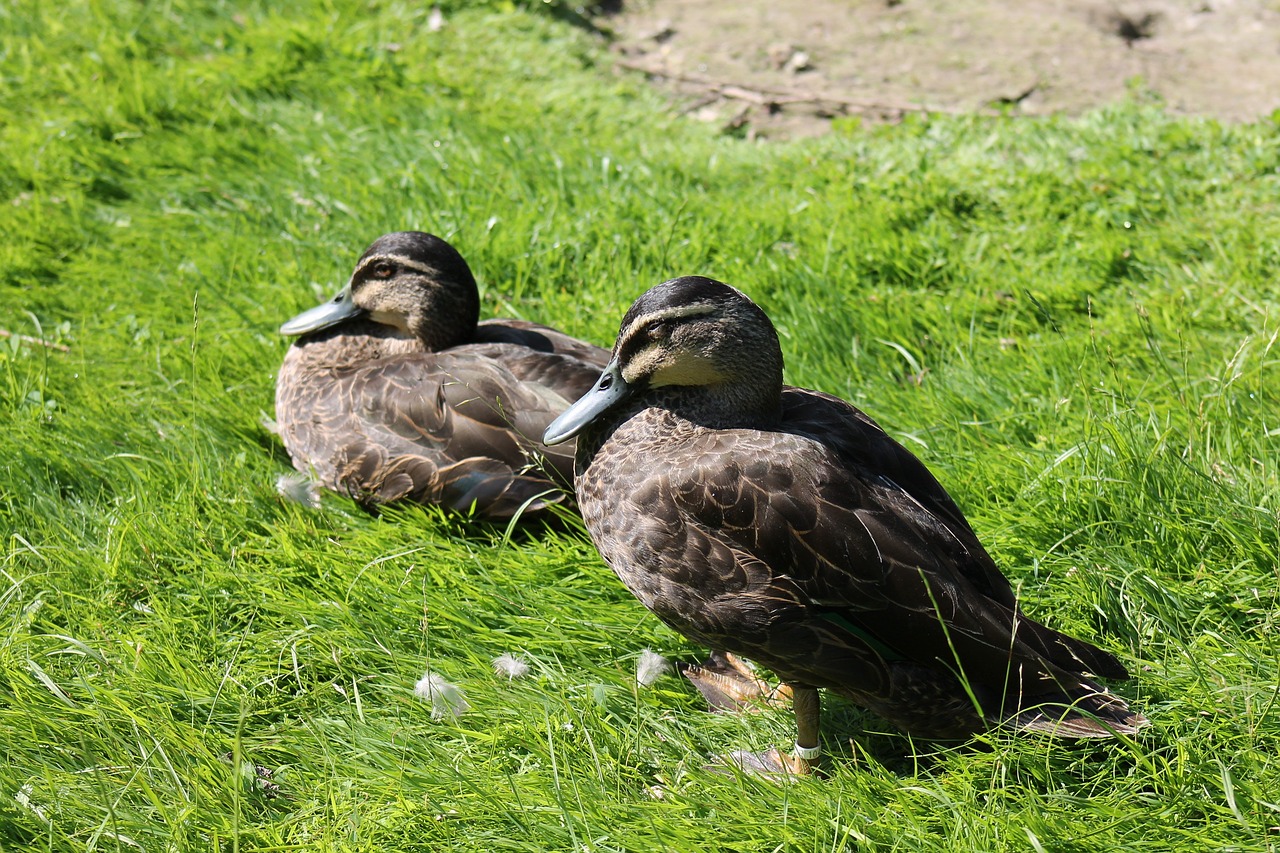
[620,326,728,387]
[360,282,417,331]
[367,311,411,332]
[648,354,726,387]
[622,346,663,384]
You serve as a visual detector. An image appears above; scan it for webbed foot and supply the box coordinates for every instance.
[679,651,793,713]
[710,746,820,779]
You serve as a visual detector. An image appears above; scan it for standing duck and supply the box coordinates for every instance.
[275,231,609,520]
[544,276,1147,774]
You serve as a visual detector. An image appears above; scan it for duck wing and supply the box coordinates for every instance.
[280,347,586,518]
[475,319,611,397]
[780,389,1129,680]
[780,387,1019,608]
[629,397,1132,733]
[477,318,611,361]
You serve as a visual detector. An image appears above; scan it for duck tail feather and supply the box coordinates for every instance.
[1007,685,1150,739]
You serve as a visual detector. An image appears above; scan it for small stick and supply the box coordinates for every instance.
[0,329,71,353]
[615,58,1003,118]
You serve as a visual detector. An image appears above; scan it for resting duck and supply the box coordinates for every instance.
[275,231,609,519]
[545,276,1147,774]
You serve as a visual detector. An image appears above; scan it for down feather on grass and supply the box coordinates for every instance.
[636,649,671,687]
[492,653,531,680]
[414,670,470,719]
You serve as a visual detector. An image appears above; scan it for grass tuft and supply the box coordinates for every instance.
[2,0,1279,849]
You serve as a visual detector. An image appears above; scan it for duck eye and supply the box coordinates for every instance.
[645,320,666,337]
[372,262,395,279]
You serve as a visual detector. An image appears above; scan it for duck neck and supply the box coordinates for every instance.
[652,378,784,430]
[293,320,425,368]
[407,286,479,351]
[410,316,475,351]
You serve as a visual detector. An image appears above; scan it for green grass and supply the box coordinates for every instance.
[2,0,1280,849]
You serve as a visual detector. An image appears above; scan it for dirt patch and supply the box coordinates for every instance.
[599,0,1280,138]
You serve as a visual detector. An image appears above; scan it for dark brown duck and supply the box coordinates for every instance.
[275,231,608,519]
[545,276,1147,773]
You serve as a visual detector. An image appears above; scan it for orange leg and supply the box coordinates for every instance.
[716,684,822,777]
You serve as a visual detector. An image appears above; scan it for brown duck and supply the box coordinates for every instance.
[275,231,608,519]
[544,276,1147,774]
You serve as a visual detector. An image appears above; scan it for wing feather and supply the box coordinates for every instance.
[277,326,608,519]
[620,394,1124,705]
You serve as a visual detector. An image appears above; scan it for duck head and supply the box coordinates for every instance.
[280,231,479,350]
[544,276,784,445]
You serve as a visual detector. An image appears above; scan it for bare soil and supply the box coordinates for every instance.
[599,0,1280,138]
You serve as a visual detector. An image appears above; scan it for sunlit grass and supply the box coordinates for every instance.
[2,0,1279,849]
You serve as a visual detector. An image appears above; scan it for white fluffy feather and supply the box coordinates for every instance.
[635,649,671,687]
[414,670,470,719]
[492,653,531,680]
[275,472,321,508]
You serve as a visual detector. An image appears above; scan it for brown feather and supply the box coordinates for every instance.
[567,277,1147,741]
[275,233,609,519]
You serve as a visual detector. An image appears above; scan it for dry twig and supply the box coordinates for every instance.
[0,329,71,353]
[615,58,1006,120]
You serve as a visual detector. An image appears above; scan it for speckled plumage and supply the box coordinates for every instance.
[275,231,608,519]
[548,276,1146,746]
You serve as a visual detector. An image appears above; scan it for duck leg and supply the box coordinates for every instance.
[792,685,822,770]
[680,651,793,712]
[719,685,822,777]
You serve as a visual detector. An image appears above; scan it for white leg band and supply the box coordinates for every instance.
[793,742,821,760]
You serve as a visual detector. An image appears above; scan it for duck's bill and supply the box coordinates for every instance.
[543,362,631,446]
[279,286,364,336]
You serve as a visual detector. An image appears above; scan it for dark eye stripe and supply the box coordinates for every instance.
[623,304,714,342]
[615,327,649,367]
[353,254,441,285]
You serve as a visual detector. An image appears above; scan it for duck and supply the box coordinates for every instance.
[544,275,1147,774]
[275,231,609,520]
